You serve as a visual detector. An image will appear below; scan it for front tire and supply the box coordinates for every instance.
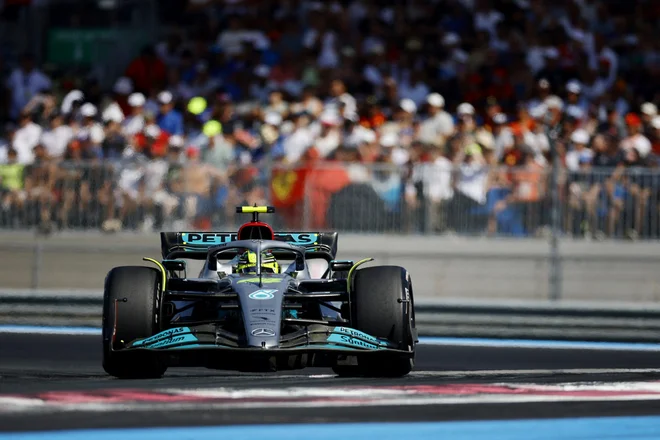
[102,266,167,379]
[333,266,416,377]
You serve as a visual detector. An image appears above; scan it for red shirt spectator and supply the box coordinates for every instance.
[124,46,167,95]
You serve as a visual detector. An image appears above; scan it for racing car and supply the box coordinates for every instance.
[102,206,417,378]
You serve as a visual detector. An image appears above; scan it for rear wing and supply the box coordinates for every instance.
[160,231,338,259]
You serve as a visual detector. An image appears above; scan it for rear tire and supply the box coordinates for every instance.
[102,266,167,379]
[332,266,415,377]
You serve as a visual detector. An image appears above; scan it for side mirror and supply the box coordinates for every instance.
[330,260,354,272]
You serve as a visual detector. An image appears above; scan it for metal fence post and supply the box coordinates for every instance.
[31,241,43,290]
[547,121,562,301]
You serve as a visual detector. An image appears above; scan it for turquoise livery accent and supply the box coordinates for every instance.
[326,327,394,350]
[180,232,318,246]
[131,327,196,348]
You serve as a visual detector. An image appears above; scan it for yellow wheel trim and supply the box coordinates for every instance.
[143,257,167,292]
[347,258,374,294]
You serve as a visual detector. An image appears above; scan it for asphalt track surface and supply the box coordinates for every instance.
[3,334,660,434]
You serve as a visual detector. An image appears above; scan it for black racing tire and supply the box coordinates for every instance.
[102,266,167,379]
[332,266,415,378]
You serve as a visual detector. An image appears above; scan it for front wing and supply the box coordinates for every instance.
[112,325,409,354]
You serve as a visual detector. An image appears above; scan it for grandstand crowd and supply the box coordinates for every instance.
[1,0,660,238]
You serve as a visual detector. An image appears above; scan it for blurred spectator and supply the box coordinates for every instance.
[5,54,51,122]
[0,0,660,239]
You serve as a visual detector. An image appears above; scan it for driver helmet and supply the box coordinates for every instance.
[234,250,280,274]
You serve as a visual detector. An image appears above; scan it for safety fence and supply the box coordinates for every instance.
[3,160,660,240]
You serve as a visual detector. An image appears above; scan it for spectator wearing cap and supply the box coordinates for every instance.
[491,113,513,162]
[526,78,551,113]
[156,91,184,136]
[417,93,454,148]
[456,102,494,151]
[12,110,42,164]
[101,112,128,160]
[565,80,588,121]
[314,111,342,159]
[78,103,105,149]
[565,129,593,172]
[325,79,356,119]
[620,113,652,159]
[103,77,133,123]
[640,102,658,138]
[343,113,375,149]
[123,93,147,137]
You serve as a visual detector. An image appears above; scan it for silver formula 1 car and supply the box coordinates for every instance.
[102,206,417,378]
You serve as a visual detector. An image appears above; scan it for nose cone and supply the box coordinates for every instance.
[234,277,289,348]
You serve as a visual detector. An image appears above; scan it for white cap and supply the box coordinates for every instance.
[254,64,271,78]
[442,32,460,46]
[426,93,445,108]
[102,105,124,123]
[651,116,660,129]
[493,113,507,124]
[544,47,560,59]
[380,132,398,147]
[457,102,475,116]
[158,91,174,105]
[113,76,133,95]
[566,80,581,94]
[362,130,377,144]
[530,104,548,119]
[145,124,161,138]
[169,135,184,148]
[641,102,658,117]
[566,105,584,120]
[538,78,550,89]
[264,111,282,126]
[320,111,341,126]
[400,98,417,114]
[544,95,564,110]
[571,128,590,145]
[80,103,97,117]
[128,92,146,107]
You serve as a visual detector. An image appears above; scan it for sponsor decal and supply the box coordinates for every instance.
[250,308,276,315]
[248,289,277,300]
[182,233,236,245]
[181,233,319,246]
[148,333,198,349]
[326,327,392,350]
[132,327,190,347]
[327,334,380,350]
[251,328,276,337]
[238,278,282,284]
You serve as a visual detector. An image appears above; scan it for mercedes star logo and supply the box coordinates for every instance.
[251,328,276,337]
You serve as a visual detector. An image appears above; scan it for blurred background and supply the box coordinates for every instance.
[1,0,660,307]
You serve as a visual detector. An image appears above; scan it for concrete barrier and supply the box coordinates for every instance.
[1,232,660,302]
[3,290,660,342]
